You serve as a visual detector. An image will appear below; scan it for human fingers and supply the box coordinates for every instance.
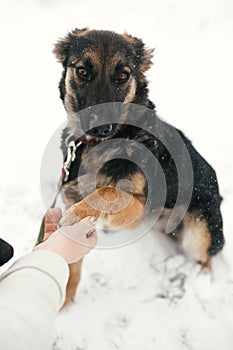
[44,208,62,239]
[58,216,97,248]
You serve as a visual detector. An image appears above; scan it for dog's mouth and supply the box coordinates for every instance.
[78,103,126,145]
[79,123,119,145]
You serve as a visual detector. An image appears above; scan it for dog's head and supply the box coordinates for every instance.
[54,28,154,143]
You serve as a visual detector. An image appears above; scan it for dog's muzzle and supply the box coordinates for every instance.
[80,109,119,139]
[86,123,117,138]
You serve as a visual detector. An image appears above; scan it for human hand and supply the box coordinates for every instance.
[34,208,97,264]
[44,207,62,240]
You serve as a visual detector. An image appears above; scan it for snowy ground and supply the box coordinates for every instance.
[0,0,233,349]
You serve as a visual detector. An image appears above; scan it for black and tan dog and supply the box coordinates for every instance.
[53,28,225,306]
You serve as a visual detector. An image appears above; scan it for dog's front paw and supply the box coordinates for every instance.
[62,288,76,309]
[59,207,80,227]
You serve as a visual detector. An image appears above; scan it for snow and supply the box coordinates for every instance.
[0,0,233,349]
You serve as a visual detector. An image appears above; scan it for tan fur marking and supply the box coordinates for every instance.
[80,51,101,68]
[72,28,90,37]
[140,48,154,72]
[122,33,154,73]
[65,68,76,96]
[124,78,137,103]
[129,172,146,197]
[62,186,145,230]
[105,54,130,78]
[181,213,211,266]
[74,60,85,67]
[63,68,78,117]
[62,259,82,308]
[122,33,137,43]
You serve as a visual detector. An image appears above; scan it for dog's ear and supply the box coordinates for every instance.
[123,33,154,72]
[140,47,154,72]
[53,28,89,66]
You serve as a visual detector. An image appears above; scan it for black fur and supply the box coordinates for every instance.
[56,29,224,259]
[61,117,224,256]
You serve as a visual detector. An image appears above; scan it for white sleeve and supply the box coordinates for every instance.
[0,250,69,350]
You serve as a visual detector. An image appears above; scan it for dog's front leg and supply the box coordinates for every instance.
[63,259,83,308]
[61,186,145,306]
[60,203,101,308]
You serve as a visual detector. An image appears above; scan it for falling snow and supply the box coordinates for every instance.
[0,1,233,349]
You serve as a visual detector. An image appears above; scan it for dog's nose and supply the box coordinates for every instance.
[88,124,114,137]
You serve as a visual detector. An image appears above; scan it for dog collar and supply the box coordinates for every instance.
[37,138,83,244]
[62,140,83,182]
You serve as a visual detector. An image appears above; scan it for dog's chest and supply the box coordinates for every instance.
[62,139,150,207]
[81,141,147,191]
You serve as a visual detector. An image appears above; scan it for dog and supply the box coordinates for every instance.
[53,28,225,306]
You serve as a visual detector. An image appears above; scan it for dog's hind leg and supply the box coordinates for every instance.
[181,212,212,270]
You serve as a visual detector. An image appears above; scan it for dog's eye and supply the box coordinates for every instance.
[116,71,130,84]
[77,67,89,79]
